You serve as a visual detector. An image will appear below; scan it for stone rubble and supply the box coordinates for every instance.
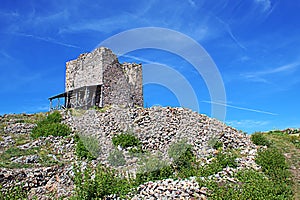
[0,106,261,199]
[131,177,207,200]
[64,106,259,172]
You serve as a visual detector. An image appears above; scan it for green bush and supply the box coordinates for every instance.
[251,132,271,147]
[44,111,62,123]
[31,123,71,138]
[201,169,293,200]
[289,135,300,148]
[112,133,141,149]
[31,111,71,138]
[208,137,223,149]
[198,150,237,177]
[0,185,28,200]
[72,164,135,199]
[255,147,291,182]
[75,135,98,160]
[136,155,174,184]
[108,150,126,167]
[168,140,195,170]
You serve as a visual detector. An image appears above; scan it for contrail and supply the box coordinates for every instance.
[202,101,278,116]
[13,32,81,49]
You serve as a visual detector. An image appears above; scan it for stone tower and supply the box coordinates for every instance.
[49,47,143,110]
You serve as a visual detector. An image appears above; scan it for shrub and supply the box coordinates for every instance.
[208,137,223,149]
[43,111,62,124]
[72,164,135,199]
[201,169,293,200]
[112,133,141,149]
[31,111,71,138]
[251,132,271,147]
[0,185,28,200]
[136,154,174,184]
[108,150,126,167]
[31,123,71,138]
[75,135,98,160]
[198,150,238,177]
[289,135,300,148]
[255,147,291,182]
[216,150,238,168]
[168,140,195,170]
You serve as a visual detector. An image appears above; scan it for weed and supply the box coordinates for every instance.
[208,137,223,149]
[75,134,97,160]
[72,164,135,199]
[0,185,28,200]
[31,112,71,139]
[251,132,272,147]
[112,133,141,149]
[108,149,126,167]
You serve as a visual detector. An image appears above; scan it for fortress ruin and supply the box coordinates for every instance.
[49,47,143,109]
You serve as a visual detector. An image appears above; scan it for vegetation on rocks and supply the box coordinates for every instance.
[75,134,100,160]
[31,111,71,138]
[251,132,272,147]
[72,164,136,199]
[107,149,126,166]
[0,111,299,199]
[112,132,141,149]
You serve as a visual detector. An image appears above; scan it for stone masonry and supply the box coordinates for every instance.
[64,47,143,108]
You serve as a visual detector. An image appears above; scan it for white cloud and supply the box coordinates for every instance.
[0,51,13,60]
[188,0,197,8]
[242,62,300,82]
[214,16,246,50]
[255,0,272,12]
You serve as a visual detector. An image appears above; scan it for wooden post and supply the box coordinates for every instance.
[50,99,52,111]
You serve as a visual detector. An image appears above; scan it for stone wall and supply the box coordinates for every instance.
[65,47,143,108]
[122,63,143,107]
[65,47,118,91]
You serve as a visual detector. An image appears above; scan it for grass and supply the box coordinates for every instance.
[75,134,100,160]
[0,132,70,168]
[31,111,71,139]
[12,134,31,146]
[264,132,300,200]
[0,146,39,168]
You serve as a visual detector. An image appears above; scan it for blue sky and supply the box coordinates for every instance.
[0,0,299,133]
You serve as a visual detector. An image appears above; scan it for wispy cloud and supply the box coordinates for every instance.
[12,32,80,49]
[0,51,13,60]
[215,16,246,50]
[242,62,300,82]
[188,0,197,8]
[202,100,278,115]
[120,54,166,66]
[0,10,20,18]
[255,0,272,12]
[59,13,138,34]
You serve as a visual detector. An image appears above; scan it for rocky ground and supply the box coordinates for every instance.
[0,106,275,199]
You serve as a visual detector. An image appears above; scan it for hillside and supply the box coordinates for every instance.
[0,107,299,199]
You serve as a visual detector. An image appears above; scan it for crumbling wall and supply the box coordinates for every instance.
[102,63,130,107]
[65,47,118,91]
[64,47,143,108]
[122,63,143,107]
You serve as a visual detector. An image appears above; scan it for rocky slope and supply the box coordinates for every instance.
[0,106,260,199]
[64,106,258,171]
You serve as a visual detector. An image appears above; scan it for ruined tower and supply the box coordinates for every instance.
[49,47,143,109]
